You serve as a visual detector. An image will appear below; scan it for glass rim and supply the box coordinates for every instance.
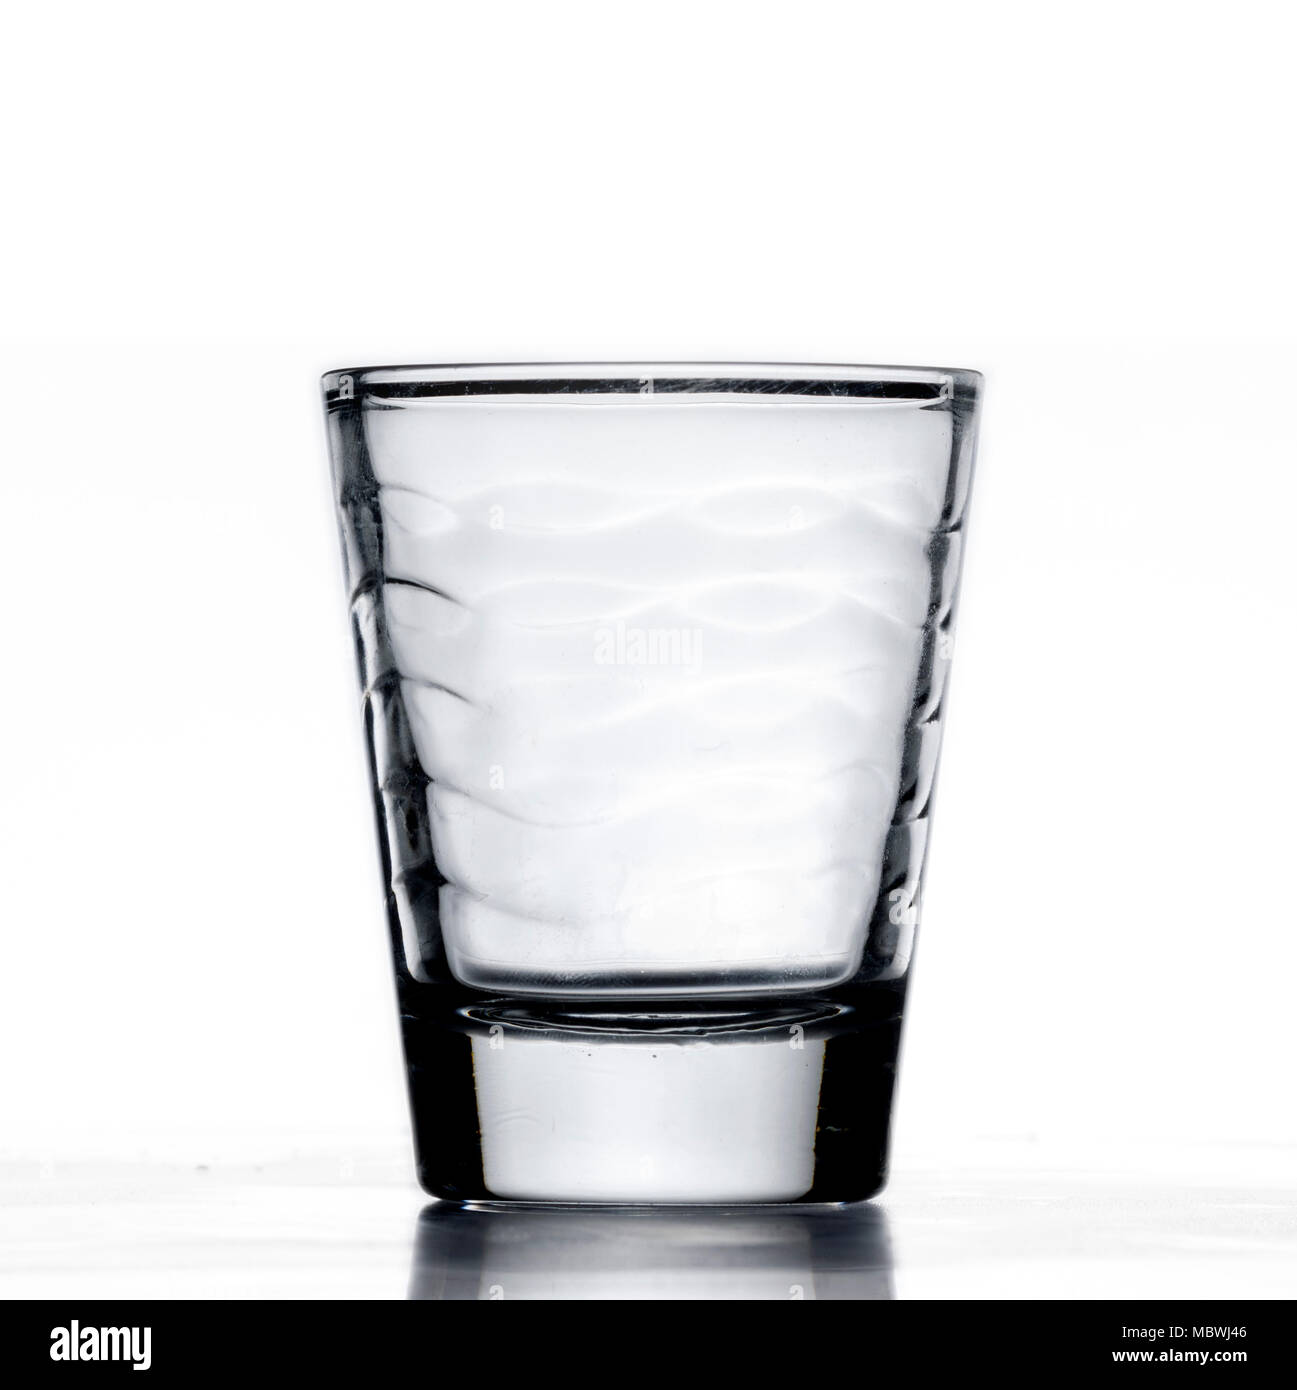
[321,361,982,406]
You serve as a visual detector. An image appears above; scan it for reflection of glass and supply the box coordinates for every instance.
[409,1203,894,1301]
[324,363,981,1203]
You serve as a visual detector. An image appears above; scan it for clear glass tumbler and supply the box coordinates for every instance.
[322,363,981,1203]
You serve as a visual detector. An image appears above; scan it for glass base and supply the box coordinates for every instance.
[400,981,905,1205]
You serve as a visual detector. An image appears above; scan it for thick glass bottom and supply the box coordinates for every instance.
[399,980,905,1205]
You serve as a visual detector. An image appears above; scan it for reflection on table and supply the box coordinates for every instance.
[409,1201,893,1300]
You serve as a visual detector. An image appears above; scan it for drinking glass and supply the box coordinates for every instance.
[322,362,981,1203]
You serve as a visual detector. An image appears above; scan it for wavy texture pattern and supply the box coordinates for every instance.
[338,397,969,995]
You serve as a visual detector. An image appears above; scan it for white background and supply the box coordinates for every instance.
[1,0,1293,1178]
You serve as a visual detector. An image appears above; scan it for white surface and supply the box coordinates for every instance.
[3,1143,1294,1300]
[0,0,1295,1210]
